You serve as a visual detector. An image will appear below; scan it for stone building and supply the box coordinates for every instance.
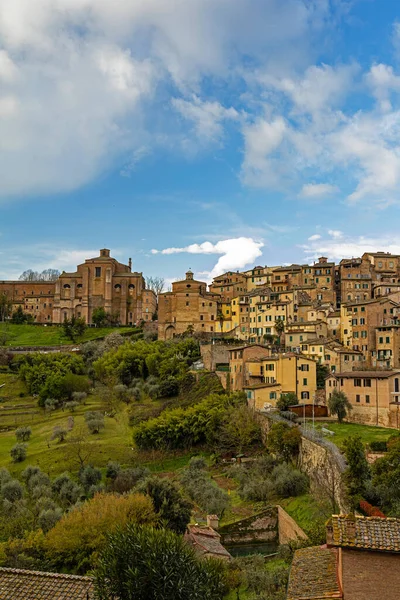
[0,249,156,325]
[158,270,220,340]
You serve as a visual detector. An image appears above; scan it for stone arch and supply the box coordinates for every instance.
[165,325,176,340]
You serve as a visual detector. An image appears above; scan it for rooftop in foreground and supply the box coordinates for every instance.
[0,567,94,599]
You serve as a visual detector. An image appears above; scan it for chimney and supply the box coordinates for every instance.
[207,515,219,530]
[128,258,132,271]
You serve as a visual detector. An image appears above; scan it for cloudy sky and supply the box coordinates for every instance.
[2,0,400,281]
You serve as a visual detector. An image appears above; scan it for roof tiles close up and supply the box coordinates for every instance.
[0,567,94,600]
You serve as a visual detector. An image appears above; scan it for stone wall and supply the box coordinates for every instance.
[257,413,349,513]
[218,506,307,548]
[277,506,308,545]
[200,342,241,372]
[219,508,278,546]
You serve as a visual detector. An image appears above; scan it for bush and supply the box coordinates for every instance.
[136,477,192,534]
[94,524,227,600]
[276,393,297,412]
[79,466,102,492]
[239,478,275,502]
[181,467,229,517]
[106,461,121,481]
[38,508,63,532]
[272,464,308,498]
[359,500,385,518]
[65,401,79,413]
[45,493,156,573]
[369,441,387,453]
[111,468,150,494]
[10,443,27,463]
[15,426,32,442]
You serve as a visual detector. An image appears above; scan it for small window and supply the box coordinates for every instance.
[366,395,370,404]
[129,284,135,290]
[114,284,121,290]
[186,302,190,306]
[77,284,83,289]
[63,284,70,289]
[186,284,191,288]
[95,267,101,278]
[354,378,362,387]
[364,379,371,387]
[303,378,308,385]
[356,394,360,403]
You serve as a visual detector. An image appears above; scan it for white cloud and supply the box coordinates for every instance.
[328,230,343,239]
[0,0,337,199]
[300,183,339,198]
[172,95,239,142]
[152,237,264,279]
[300,233,400,262]
[308,234,321,241]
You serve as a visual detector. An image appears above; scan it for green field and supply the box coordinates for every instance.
[0,323,139,347]
[312,420,397,448]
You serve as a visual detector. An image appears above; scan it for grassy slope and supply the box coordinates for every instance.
[0,324,138,346]
[312,420,396,448]
[0,371,223,477]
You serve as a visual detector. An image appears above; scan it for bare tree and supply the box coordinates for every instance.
[19,269,60,282]
[146,276,165,295]
[63,427,96,470]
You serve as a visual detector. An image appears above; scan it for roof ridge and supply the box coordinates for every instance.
[0,567,93,581]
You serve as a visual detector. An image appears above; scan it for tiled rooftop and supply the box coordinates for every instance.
[0,567,94,599]
[287,546,342,600]
[185,526,232,560]
[330,515,400,552]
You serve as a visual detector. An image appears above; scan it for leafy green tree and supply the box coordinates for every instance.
[11,306,30,324]
[317,364,330,389]
[371,435,400,514]
[94,524,227,600]
[51,426,68,443]
[10,443,27,463]
[85,411,105,434]
[136,476,192,534]
[1,480,24,502]
[0,293,12,322]
[275,319,285,344]
[62,315,87,342]
[79,465,102,492]
[92,307,108,327]
[218,404,262,452]
[343,435,371,501]
[276,393,298,412]
[15,426,32,442]
[268,422,301,462]
[328,389,352,423]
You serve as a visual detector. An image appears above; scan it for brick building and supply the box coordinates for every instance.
[287,514,400,600]
[158,270,220,340]
[0,249,156,325]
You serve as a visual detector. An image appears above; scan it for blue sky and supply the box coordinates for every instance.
[2,0,400,284]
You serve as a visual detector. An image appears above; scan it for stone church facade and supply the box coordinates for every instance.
[0,249,156,325]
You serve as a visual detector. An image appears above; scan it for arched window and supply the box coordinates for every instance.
[186,284,191,288]
[63,284,71,289]
[77,284,83,289]
[128,284,135,290]
[114,284,121,290]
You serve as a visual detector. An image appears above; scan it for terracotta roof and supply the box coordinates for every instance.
[185,526,232,560]
[244,382,281,390]
[330,515,400,552]
[0,568,94,599]
[287,546,342,600]
[330,370,397,379]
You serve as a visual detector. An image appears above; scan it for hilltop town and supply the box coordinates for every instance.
[1,248,400,599]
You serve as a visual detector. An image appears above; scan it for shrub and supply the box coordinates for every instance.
[94,524,227,600]
[239,478,275,502]
[272,464,308,498]
[106,461,121,481]
[38,508,63,532]
[10,443,27,463]
[65,401,79,413]
[79,465,102,491]
[111,468,150,494]
[276,393,297,412]
[136,477,192,534]
[369,441,387,453]
[15,426,32,442]
[45,493,156,573]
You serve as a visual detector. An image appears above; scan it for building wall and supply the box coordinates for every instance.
[326,373,400,428]
[342,549,400,600]
[0,249,151,326]
[158,271,220,340]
